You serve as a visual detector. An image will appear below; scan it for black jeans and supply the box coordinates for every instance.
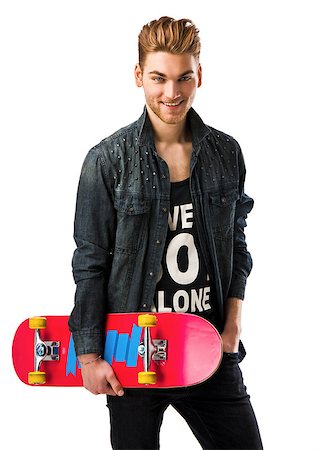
[106,353,263,450]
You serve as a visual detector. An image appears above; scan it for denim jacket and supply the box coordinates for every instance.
[69,107,254,356]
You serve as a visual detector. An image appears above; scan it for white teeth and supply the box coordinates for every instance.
[163,101,181,106]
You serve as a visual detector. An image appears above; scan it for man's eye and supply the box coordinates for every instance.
[180,76,192,81]
[152,77,164,82]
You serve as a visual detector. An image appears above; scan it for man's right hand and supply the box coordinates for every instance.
[78,353,124,396]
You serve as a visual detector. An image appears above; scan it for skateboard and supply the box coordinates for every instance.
[12,313,222,388]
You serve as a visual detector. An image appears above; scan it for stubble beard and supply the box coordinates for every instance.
[146,97,191,125]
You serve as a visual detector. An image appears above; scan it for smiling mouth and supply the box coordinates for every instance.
[162,100,184,107]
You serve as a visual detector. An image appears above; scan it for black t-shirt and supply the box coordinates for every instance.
[153,178,219,325]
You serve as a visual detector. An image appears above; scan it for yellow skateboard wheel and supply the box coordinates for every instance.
[138,371,157,385]
[138,314,157,327]
[28,371,46,385]
[29,317,47,329]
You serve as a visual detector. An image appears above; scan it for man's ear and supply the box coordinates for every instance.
[197,64,202,88]
[134,63,143,87]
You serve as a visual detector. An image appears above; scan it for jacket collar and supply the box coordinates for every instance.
[136,105,211,149]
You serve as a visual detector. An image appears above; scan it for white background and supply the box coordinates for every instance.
[1,1,329,449]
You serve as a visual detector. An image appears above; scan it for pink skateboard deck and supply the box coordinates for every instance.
[12,313,222,388]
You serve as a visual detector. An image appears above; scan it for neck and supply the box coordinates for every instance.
[146,104,191,145]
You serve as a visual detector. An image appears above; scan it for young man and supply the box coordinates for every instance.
[69,16,263,449]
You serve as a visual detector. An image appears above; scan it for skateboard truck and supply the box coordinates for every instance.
[138,337,167,362]
[28,317,60,385]
[137,314,167,385]
[34,329,60,368]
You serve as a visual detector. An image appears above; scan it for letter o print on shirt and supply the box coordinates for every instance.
[166,233,199,285]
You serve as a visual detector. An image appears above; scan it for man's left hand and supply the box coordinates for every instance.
[221,297,243,353]
[221,329,240,353]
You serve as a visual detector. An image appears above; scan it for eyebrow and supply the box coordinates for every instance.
[148,70,194,78]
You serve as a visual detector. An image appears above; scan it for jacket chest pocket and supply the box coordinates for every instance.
[114,194,151,253]
[209,188,239,240]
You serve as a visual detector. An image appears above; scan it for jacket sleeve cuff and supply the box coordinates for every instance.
[71,330,104,356]
[227,275,247,300]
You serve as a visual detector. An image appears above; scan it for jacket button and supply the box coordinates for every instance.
[221,197,227,204]
[162,207,167,213]
[156,239,161,244]
[149,272,153,277]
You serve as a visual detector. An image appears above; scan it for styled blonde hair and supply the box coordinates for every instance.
[138,16,201,69]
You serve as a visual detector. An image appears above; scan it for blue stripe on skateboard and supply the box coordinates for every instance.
[114,333,129,362]
[126,324,142,367]
[103,330,118,364]
[66,335,79,376]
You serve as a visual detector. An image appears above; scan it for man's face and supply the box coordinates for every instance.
[134,52,202,125]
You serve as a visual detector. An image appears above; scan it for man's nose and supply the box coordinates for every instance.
[164,81,180,100]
